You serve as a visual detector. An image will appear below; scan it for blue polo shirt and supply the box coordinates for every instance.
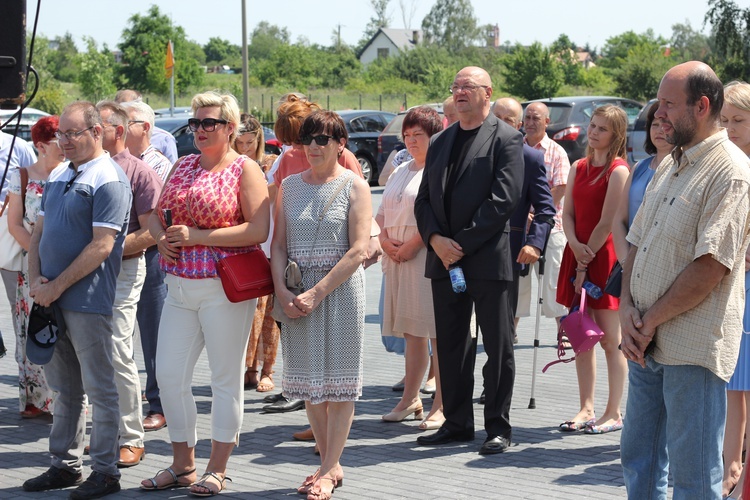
[39,153,132,314]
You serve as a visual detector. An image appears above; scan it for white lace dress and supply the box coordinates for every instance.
[279,171,365,403]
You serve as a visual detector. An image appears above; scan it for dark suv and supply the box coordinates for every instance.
[336,110,395,183]
[522,96,643,162]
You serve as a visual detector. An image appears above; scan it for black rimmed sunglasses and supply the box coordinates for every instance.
[187,118,228,132]
[300,134,333,146]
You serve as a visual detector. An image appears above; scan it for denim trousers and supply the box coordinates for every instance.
[620,358,725,499]
[136,247,166,414]
[45,309,121,478]
[112,256,146,446]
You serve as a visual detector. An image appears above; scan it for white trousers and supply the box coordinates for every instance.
[156,274,254,447]
[112,256,146,446]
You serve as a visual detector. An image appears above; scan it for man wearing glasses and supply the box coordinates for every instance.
[415,66,524,455]
[23,102,132,499]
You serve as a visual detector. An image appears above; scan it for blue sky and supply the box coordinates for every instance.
[28,0,712,52]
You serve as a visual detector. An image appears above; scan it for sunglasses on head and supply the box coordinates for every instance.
[187,118,228,132]
[300,134,333,146]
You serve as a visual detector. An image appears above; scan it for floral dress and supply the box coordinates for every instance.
[9,171,53,413]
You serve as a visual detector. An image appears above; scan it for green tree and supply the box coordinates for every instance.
[599,29,667,69]
[118,5,205,95]
[25,34,68,114]
[550,34,583,86]
[253,44,361,89]
[612,43,674,101]
[357,0,391,52]
[670,21,711,61]
[204,37,240,64]
[248,22,290,61]
[421,0,480,53]
[501,42,564,100]
[704,0,750,81]
[48,32,78,83]
[77,38,117,102]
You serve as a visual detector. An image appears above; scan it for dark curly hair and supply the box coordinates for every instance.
[31,115,59,144]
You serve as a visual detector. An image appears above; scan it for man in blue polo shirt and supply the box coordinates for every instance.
[22,101,132,500]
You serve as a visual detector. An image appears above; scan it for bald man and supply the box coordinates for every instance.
[516,102,571,328]
[492,98,555,340]
[619,61,750,498]
[415,67,524,455]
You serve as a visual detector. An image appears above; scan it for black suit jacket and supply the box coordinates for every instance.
[414,113,524,281]
[509,145,556,272]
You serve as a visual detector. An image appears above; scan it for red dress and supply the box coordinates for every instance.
[556,157,627,310]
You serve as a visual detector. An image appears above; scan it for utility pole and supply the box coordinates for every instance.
[241,0,250,114]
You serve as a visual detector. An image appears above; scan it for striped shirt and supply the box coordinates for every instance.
[627,129,750,381]
[140,144,173,182]
[526,134,570,231]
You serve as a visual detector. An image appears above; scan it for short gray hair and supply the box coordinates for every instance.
[121,100,156,139]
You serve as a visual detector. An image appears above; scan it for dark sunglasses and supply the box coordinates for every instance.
[187,118,228,132]
[300,134,333,146]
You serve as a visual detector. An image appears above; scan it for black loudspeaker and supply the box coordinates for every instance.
[0,0,27,109]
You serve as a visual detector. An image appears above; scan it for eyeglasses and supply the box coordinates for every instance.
[300,134,333,146]
[54,126,94,141]
[187,118,228,132]
[128,120,145,127]
[449,84,488,94]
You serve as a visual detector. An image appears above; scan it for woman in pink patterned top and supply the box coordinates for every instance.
[141,92,269,496]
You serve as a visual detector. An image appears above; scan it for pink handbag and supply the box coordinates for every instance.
[543,291,604,372]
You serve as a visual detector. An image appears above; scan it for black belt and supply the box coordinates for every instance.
[122,251,145,261]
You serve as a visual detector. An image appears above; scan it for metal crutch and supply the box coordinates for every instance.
[528,253,546,409]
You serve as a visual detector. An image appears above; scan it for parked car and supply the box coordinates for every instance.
[522,96,643,162]
[626,98,658,166]
[376,103,444,182]
[154,116,281,158]
[0,106,50,143]
[335,110,395,183]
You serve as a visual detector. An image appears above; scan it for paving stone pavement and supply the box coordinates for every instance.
[0,187,633,499]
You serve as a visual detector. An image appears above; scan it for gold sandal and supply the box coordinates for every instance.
[189,472,231,497]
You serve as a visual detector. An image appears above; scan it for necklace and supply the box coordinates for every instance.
[394,162,419,202]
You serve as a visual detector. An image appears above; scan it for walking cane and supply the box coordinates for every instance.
[528,253,545,410]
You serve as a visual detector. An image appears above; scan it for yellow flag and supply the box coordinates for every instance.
[165,40,174,79]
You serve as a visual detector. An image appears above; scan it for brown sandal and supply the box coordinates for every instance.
[257,372,275,392]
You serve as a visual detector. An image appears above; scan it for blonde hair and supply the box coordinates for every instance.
[724,80,750,113]
[191,91,241,143]
[585,104,628,184]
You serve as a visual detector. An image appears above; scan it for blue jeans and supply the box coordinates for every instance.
[45,309,120,478]
[621,358,725,499]
[136,247,166,414]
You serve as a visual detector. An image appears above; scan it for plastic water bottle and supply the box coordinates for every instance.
[449,265,466,293]
[569,278,603,299]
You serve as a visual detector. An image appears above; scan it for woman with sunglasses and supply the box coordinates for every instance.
[232,114,280,393]
[142,91,269,496]
[271,111,371,500]
[7,115,64,419]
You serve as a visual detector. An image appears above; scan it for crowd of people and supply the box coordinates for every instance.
[0,59,748,499]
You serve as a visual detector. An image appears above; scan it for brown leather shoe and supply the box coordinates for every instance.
[292,427,315,441]
[143,411,166,431]
[117,445,145,468]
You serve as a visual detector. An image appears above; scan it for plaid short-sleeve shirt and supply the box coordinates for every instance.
[627,130,750,381]
[526,135,570,231]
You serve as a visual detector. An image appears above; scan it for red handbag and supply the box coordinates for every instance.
[215,247,274,303]
[543,290,604,372]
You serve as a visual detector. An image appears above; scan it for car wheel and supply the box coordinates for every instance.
[357,154,374,183]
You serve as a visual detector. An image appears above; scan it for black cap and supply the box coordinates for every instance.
[26,303,65,365]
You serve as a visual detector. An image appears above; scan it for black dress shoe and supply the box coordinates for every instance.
[69,471,120,499]
[23,466,83,492]
[416,426,474,446]
[479,435,511,455]
[263,396,305,413]
[262,393,284,404]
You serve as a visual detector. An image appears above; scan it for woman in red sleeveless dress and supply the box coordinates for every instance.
[556,105,630,434]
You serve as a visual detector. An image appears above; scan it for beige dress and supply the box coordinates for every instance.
[378,160,435,338]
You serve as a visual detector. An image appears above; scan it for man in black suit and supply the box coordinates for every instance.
[492,98,555,324]
[414,67,524,454]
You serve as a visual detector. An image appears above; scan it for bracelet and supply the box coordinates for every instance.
[575,268,588,272]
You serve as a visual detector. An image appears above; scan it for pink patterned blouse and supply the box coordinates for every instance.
[157,153,254,279]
